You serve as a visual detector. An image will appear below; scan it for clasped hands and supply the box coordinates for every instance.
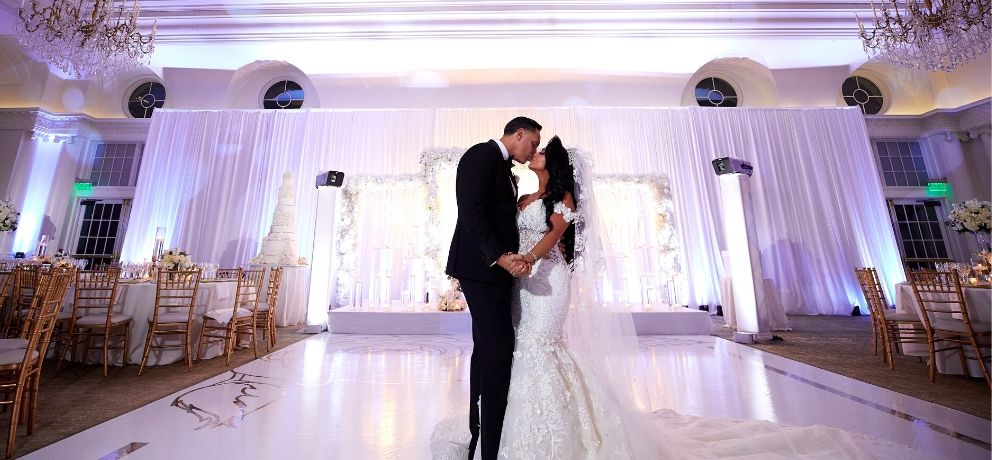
[498,253,532,278]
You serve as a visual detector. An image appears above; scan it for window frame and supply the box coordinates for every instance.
[124,80,167,119]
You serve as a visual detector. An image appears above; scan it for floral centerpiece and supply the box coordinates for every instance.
[0,199,18,232]
[159,248,193,270]
[945,199,992,234]
[438,276,468,312]
[945,199,992,252]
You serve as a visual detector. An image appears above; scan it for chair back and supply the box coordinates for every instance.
[233,269,265,319]
[855,267,889,319]
[13,265,41,311]
[0,270,11,308]
[907,270,977,335]
[9,266,46,338]
[72,268,122,326]
[153,270,202,324]
[267,267,284,311]
[21,269,74,368]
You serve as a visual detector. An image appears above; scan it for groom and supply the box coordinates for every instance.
[446,116,541,460]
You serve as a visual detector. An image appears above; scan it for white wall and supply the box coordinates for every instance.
[0,129,24,197]
[930,54,992,110]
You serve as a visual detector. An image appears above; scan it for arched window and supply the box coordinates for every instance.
[842,76,884,115]
[694,77,738,107]
[127,82,166,118]
[263,80,305,109]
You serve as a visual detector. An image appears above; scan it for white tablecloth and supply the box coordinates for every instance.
[251,264,310,326]
[893,282,991,376]
[63,280,238,366]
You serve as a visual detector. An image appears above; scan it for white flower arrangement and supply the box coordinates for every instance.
[159,248,193,270]
[945,199,992,234]
[329,146,684,308]
[0,199,19,233]
[437,277,467,312]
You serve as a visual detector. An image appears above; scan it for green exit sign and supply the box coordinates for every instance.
[927,181,949,195]
[74,182,93,193]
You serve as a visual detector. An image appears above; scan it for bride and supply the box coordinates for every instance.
[433,136,922,460]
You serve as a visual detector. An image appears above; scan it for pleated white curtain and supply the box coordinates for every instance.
[120,107,903,315]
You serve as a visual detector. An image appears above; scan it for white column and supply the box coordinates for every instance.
[718,173,771,343]
[306,185,339,332]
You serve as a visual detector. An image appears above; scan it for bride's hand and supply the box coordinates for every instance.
[504,254,531,277]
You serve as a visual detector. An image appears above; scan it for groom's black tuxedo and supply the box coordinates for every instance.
[446,139,520,283]
[446,139,518,460]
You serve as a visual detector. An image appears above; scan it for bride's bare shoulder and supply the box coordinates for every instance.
[562,192,576,211]
[517,194,531,205]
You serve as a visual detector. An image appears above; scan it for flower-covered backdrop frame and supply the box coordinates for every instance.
[333,147,684,310]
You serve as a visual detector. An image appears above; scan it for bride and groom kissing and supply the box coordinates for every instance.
[433,117,922,460]
[438,116,653,459]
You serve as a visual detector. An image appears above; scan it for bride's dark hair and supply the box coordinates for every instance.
[542,136,576,265]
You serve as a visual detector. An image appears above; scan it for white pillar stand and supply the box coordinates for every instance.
[718,173,772,344]
[305,185,339,333]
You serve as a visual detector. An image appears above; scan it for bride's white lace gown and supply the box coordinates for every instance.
[432,200,922,460]
[498,200,631,459]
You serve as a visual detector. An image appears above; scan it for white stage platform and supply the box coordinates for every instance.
[327,306,713,335]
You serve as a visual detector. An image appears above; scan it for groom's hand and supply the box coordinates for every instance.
[498,253,530,277]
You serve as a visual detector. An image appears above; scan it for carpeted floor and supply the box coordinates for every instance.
[7,316,991,458]
[10,326,311,458]
[710,314,991,420]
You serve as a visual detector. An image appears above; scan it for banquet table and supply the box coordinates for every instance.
[893,282,991,376]
[62,279,239,366]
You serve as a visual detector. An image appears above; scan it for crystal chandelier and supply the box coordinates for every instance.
[856,0,992,72]
[16,0,157,79]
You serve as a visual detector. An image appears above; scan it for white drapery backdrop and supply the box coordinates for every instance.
[120,107,904,315]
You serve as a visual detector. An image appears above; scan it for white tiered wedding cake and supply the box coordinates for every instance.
[251,171,299,265]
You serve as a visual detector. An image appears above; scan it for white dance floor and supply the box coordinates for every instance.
[26,334,989,460]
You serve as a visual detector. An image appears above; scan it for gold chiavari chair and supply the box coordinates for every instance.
[254,267,283,351]
[197,268,264,365]
[855,267,928,369]
[908,269,991,387]
[3,266,41,338]
[0,269,73,458]
[138,270,202,375]
[215,269,240,280]
[0,272,11,326]
[0,273,13,351]
[56,269,132,376]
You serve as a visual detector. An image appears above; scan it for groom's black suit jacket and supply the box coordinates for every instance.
[446,140,519,286]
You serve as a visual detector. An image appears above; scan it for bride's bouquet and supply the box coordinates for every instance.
[0,199,18,233]
[159,248,193,270]
[945,199,992,234]
[438,277,467,312]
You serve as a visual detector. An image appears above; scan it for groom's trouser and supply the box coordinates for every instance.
[459,278,514,460]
